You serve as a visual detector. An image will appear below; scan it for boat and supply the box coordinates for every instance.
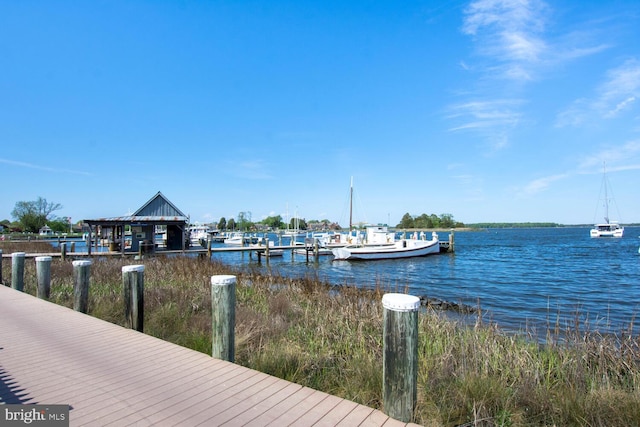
[187,223,218,247]
[590,164,624,238]
[283,205,305,238]
[223,232,259,245]
[223,232,245,245]
[332,226,440,260]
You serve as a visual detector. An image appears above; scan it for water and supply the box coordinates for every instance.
[211,227,640,336]
[51,227,640,335]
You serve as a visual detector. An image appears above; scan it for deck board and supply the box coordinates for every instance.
[0,285,421,426]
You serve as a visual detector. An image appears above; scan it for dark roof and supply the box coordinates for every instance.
[134,191,187,217]
[84,192,188,225]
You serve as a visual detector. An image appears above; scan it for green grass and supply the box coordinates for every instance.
[2,245,639,426]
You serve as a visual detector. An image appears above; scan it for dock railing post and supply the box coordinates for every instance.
[123,265,145,332]
[211,274,236,362]
[36,256,52,299]
[73,260,92,313]
[11,252,26,292]
[382,293,419,423]
[60,242,67,261]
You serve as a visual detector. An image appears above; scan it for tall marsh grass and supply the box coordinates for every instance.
[2,246,639,426]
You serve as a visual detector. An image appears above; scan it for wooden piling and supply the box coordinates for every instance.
[60,242,67,261]
[382,293,419,423]
[35,256,52,299]
[0,249,3,285]
[73,260,91,313]
[211,274,236,362]
[449,229,455,252]
[11,252,26,291]
[123,265,145,332]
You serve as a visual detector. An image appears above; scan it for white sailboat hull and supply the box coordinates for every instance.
[590,223,624,238]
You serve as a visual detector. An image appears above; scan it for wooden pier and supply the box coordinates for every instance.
[0,284,420,426]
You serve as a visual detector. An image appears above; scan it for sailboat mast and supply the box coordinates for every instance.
[349,177,353,231]
[603,162,610,224]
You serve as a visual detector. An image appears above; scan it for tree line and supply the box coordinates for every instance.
[396,213,464,229]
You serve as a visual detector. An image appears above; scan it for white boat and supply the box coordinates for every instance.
[590,164,624,238]
[223,232,245,245]
[332,226,440,260]
[188,223,217,247]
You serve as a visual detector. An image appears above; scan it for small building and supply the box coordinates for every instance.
[85,192,189,253]
[39,225,54,236]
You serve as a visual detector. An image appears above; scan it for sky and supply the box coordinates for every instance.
[2,0,639,227]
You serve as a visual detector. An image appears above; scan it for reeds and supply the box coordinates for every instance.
[2,247,639,426]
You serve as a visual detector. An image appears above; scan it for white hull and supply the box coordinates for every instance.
[332,238,440,260]
[590,224,624,238]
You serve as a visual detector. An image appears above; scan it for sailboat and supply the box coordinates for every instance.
[590,163,624,238]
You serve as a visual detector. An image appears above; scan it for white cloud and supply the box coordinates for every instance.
[519,173,569,196]
[558,59,640,126]
[462,0,549,81]
[0,158,91,176]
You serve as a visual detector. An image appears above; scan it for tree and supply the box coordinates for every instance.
[11,197,63,233]
[218,217,227,231]
[398,213,415,229]
[261,215,284,230]
[49,217,71,233]
[227,218,236,231]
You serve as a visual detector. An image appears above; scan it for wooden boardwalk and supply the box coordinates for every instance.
[0,285,420,426]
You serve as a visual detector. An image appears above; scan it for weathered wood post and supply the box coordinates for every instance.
[314,238,319,260]
[0,249,3,285]
[264,237,270,258]
[123,265,144,332]
[60,242,67,261]
[73,260,91,313]
[211,274,236,362]
[11,252,26,291]
[36,256,52,299]
[449,229,455,252]
[382,293,420,423]
[207,238,212,258]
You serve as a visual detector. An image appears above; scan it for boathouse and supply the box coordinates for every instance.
[85,191,188,253]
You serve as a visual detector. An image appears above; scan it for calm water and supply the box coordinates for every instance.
[56,227,640,335]
[214,227,640,335]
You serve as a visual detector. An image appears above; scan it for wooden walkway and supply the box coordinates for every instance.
[0,285,420,426]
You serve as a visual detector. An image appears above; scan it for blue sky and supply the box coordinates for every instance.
[2,0,639,226]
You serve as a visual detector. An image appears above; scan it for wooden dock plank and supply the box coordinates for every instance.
[0,285,417,426]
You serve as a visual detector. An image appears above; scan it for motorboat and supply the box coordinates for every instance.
[223,232,245,245]
[188,223,218,247]
[332,226,440,260]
